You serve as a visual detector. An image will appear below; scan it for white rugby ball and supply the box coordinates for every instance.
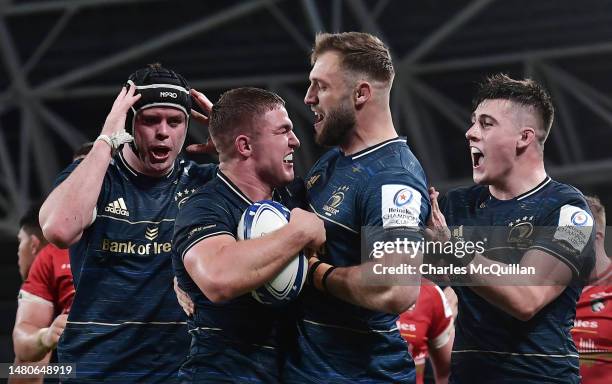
[237,200,307,306]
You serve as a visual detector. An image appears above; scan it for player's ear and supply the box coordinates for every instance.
[354,82,371,109]
[29,234,42,255]
[517,126,536,150]
[235,135,252,157]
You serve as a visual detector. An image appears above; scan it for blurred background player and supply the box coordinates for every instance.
[15,203,46,283]
[10,141,92,384]
[571,195,611,384]
[429,74,595,383]
[397,280,455,384]
[173,87,325,382]
[10,202,72,384]
[39,64,216,383]
[286,32,430,383]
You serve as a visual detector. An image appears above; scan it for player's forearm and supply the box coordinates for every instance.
[469,284,557,321]
[465,253,565,321]
[40,140,111,247]
[13,324,52,362]
[428,327,453,384]
[314,263,420,313]
[192,224,311,302]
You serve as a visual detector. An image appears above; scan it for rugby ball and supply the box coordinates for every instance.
[237,200,307,306]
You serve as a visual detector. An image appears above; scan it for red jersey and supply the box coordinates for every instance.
[572,265,612,384]
[397,283,453,384]
[19,243,74,315]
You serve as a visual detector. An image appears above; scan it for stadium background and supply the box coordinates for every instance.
[0,0,611,364]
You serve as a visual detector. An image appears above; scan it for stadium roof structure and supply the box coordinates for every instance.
[1,0,612,238]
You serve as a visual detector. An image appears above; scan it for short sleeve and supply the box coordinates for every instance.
[20,248,54,303]
[52,159,81,189]
[52,158,111,224]
[361,171,430,243]
[173,192,236,260]
[427,286,453,349]
[531,198,595,278]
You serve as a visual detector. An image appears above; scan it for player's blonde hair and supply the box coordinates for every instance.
[311,32,394,85]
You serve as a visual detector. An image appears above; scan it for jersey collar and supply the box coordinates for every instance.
[217,170,283,206]
[483,175,552,205]
[349,137,406,160]
[217,171,253,205]
[515,176,552,201]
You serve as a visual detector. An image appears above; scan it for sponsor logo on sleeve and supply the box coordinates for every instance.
[553,204,593,252]
[381,184,422,228]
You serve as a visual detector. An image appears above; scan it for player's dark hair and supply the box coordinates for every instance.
[473,73,554,146]
[311,32,394,84]
[209,87,285,157]
[19,202,45,241]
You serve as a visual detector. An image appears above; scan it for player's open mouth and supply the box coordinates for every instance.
[151,146,170,161]
[471,147,484,168]
[313,110,324,127]
[283,153,294,164]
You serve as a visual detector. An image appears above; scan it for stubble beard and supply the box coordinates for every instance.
[315,100,356,148]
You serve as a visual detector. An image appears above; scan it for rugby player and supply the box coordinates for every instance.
[285,32,430,383]
[571,195,611,383]
[397,281,454,384]
[173,87,325,382]
[11,203,72,384]
[39,64,216,382]
[429,74,595,383]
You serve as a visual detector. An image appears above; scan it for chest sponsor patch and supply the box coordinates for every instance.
[553,204,593,252]
[381,184,422,228]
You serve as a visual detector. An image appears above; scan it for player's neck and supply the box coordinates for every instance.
[340,107,396,155]
[488,162,547,200]
[220,164,273,202]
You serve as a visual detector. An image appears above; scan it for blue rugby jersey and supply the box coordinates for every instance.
[54,151,215,383]
[173,171,300,383]
[286,137,430,383]
[441,177,595,384]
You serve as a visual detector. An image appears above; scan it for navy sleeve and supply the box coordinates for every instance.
[52,158,111,222]
[173,191,236,261]
[360,170,431,243]
[52,159,82,189]
[530,197,595,278]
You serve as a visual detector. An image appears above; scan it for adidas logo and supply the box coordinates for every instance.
[105,197,130,216]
